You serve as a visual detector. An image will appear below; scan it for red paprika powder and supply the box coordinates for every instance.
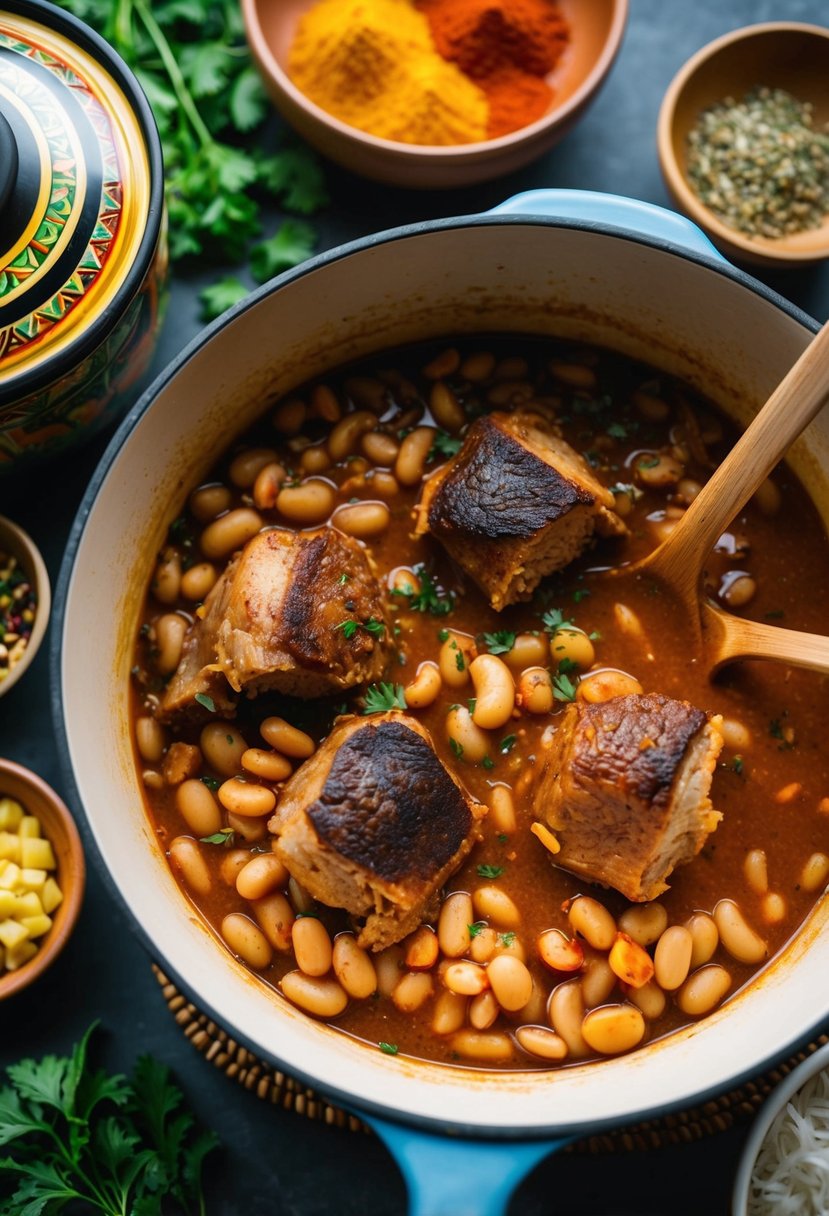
[416,0,569,139]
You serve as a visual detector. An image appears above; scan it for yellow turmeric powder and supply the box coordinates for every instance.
[288,0,488,146]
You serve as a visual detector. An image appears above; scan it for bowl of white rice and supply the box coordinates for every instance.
[733,1039,829,1215]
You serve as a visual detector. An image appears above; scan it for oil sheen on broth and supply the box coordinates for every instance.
[131,337,829,1069]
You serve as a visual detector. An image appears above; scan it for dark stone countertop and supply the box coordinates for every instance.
[2,1,828,1212]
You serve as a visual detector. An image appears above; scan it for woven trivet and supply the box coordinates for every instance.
[153,963,828,1153]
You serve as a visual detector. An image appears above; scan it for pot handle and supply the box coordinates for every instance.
[489,189,728,264]
[364,1114,570,1216]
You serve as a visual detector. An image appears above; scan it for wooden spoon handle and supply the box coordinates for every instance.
[702,600,829,676]
[650,320,829,598]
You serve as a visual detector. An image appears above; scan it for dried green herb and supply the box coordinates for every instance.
[687,87,829,239]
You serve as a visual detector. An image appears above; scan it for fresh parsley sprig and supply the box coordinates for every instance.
[392,566,454,617]
[362,683,407,715]
[0,1023,217,1215]
[54,0,328,318]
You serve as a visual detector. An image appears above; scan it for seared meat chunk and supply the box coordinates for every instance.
[533,693,723,902]
[269,713,485,949]
[415,411,626,610]
[159,527,393,720]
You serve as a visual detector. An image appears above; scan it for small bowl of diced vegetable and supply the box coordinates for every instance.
[733,1038,829,1215]
[0,759,85,999]
[658,22,829,267]
[0,515,50,698]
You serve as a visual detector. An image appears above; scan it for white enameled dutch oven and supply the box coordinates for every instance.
[53,190,829,1215]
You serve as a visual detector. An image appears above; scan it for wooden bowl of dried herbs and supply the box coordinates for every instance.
[658,22,829,267]
[0,516,50,699]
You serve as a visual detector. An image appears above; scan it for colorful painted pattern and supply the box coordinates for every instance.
[0,28,123,365]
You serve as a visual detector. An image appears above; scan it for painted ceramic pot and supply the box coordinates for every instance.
[0,0,165,475]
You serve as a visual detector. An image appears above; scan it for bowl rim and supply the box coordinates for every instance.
[242,0,629,157]
[0,757,86,999]
[52,205,825,1137]
[0,513,51,699]
[731,1038,829,1215]
[657,20,829,265]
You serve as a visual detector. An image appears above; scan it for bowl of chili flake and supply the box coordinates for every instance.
[0,516,50,698]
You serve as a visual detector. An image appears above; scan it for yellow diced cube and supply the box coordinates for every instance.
[0,833,20,863]
[13,892,42,918]
[20,838,55,871]
[41,877,63,915]
[0,919,29,949]
[19,816,41,840]
[19,868,46,892]
[0,799,23,831]
[5,940,37,971]
[20,914,51,939]
[0,863,21,890]
[0,891,15,918]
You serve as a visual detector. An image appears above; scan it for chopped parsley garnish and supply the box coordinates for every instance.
[499,734,517,754]
[336,617,385,640]
[468,922,486,938]
[449,737,464,759]
[379,1042,399,1055]
[553,672,578,702]
[195,692,216,712]
[363,683,407,715]
[606,422,628,440]
[477,863,504,879]
[200,828,235,845]
[572,589,591,604]
[482,630,516,655]
[498,932,516,948]
[438,628,450,643]
[338,573,350,585]
[557,657,578,676]
[393,565,454,617]
[455,650,466,673]
[200,776,221,791]
[589,630,602,641]
[468,698,477,715]
[496,833,508,844]
[481,756,495,771]
[542,607,575,634]
[427,431,463,462]
[731,756,745,775]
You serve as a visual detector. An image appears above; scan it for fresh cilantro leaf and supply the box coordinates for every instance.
[199,276,248,322]
[482,631,516,656]
[257,148,330,214]
[572,589,591,604]
[379,1042,399,1056]
[194,692,216,712]
[363,683,407,715]
[477,864,504,879]
[542,608,575,634]
[336,619,359,640]
[427,431,463,462]
[449,737,464,759]
[455,650,465,673]
[438,628,450,643]
[251,220,317,284]
[553,672,578,702]
[338,574,350,585]
[499,735,517,754]
[393,566,454,617]
[362,617,386,638]
[481,756,495,771]
[200,775,220,791]
[230,66,268,132]
[498,932,516,948]
[200,828,235,845]
[0,1025,217,1215]
[468,922,486,938]
[558,657,578,676]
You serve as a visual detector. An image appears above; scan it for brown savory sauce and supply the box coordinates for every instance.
[131,337,829,1069]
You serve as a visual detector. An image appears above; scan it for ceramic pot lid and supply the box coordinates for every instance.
[0,2,155,393]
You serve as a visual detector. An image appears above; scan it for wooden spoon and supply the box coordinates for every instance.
[616,320,829,677]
